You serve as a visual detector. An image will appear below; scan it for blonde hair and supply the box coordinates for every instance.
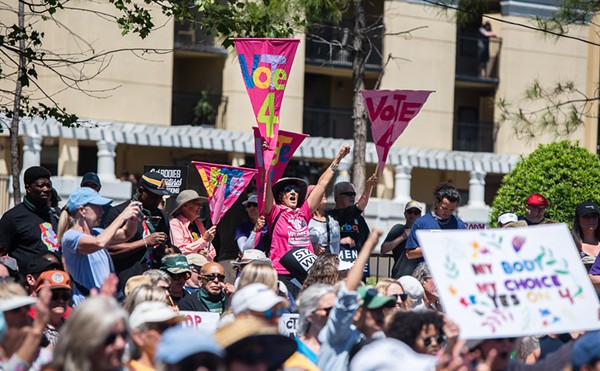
[237,262,278,291]
[376,278,413,310]
[52,297,129,371]
[57,209,76,245]
[122,284,169,314]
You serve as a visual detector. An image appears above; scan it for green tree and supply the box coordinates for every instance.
[490,140,600,224]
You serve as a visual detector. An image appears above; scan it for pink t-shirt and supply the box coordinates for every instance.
[267,201,313,274]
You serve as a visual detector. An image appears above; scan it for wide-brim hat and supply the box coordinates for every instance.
[139,171,171,196]
[231,249,271,267]
[214,317,296,369]
[272,177,308,206]
[171,189,208,217]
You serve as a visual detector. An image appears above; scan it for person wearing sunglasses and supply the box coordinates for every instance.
[375,278,411,312]
[159,254,192,306]
[264,144,351,298]
[381,200,423,279]
[236,194,268,252]
[57,187,142,306]
[33,270,72,346]
[385,310,446,356]
[405,182,466,263]
[128,301,185,370]
[178,262,235,313]
[231,283,287,325]
[51,296,130,371]
[329,172,379,280]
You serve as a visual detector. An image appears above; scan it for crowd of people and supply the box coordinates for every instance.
[0,160,599,371]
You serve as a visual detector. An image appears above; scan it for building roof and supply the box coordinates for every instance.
[18,116,519,174]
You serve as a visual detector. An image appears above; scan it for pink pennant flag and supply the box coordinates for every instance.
[362,90,433,171]
[193,162,257,226]
[253,127,308,213]
[233,38,300,186]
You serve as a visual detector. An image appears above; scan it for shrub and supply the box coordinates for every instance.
[490,140,600,225]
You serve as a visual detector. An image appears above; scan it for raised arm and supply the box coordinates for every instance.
[355,173,378,211]
[77,202,141,255]
[346,229,382,291]
[307,144,351,213]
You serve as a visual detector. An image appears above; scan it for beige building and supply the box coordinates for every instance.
[0,0,596,231]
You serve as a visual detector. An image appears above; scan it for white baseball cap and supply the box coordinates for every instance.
[129,301,185,329]
[497,213,518,225]
[0,296,37,312]
[231,283,284,315]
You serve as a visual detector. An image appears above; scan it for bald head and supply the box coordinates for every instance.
[200,262,225,295]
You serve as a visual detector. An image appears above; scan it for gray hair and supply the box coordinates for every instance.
[52,297,129,371]
[122,284,169,314]
[412,263,432,285]
[296,284,335,336]
[142,269,172,287]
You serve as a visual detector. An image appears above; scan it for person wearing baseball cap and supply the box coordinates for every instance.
[102,170,175,295]
[80,172,102,192]
[231,283,286,325]
[184,253,209,294]
[381,200,424,279]
[519,193,549,225]
[573,201,600,272]
[0,256,19,283]
[0,166,59,272]
[34,270,72,345]
[236,193,268,252]
[160,254,192,306]
[155,326,223,370]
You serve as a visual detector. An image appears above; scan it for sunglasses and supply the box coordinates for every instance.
[169,272,192,280]
[262,307,286,320]
[245,203,258,209]
[423,334,446,347]
[406,209,421,216]
[104,330,128,346]
[390,293,408,302]
[283,185,300,193]
[202,273,226,282]
[146,322,173,334]
[51,292,72,301]
[339,191,356,197]
[314,306,333,316]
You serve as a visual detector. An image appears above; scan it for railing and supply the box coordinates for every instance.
[369,253,394,283]
[305,19,383,71]
[455,34,502,82]
[303,107,373,141]
[171,92,227,126]
[173,17,226,54]
[453,121,495,152]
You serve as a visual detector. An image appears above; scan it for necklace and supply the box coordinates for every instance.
[432,211,451,226]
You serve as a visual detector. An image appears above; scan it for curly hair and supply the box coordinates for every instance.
[433,182,460,204]
[301,253,339,291]
[385,311,444,351]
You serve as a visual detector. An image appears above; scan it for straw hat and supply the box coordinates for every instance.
[272,177,308,206]
[171,190,208,217]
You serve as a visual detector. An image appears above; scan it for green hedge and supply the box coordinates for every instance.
[490,141,600,225]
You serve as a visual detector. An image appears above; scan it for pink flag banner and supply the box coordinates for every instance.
[253,127,308,213]
[233,38,300,183]
[193,162,257,226]
[361,90,433,171]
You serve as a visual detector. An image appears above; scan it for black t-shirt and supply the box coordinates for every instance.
[214,193,247,261]
[327,205,370,274]
[0,202,59,271]
[102,200,171,275]
[383,223,419,278]
[178,288,226,313]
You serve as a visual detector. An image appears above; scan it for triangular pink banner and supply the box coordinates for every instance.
[233,38,300,186]
[193,161,257,226]
[253,127,308,214]
[362,90,433,171]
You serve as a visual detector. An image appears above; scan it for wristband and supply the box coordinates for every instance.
[330,163,339,171]
[361,194,368,201]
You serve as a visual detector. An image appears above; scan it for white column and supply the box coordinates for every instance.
[96,140,117,181]
[468,169,487,207]
[334,155,352,184]
[393,164,412,203]
[21,132,42,171]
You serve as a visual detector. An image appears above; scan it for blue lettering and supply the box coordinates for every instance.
[238,54,260,89]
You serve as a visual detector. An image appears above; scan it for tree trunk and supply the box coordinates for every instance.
[351,0,367,195]
[10,0,26,205]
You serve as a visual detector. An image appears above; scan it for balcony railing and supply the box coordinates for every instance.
[305,19,383,71]
[453,121,495,152]
[303,107,373,141]
[172,92,226,126]
[455,34,502,83]
[174,18,226,54]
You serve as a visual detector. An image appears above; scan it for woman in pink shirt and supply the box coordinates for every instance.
[169,190,216,260]
[264,144,350,297]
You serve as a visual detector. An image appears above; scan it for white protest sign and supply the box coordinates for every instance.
[179,311,220,333]
[278,313,299,338]
[418,224,600,339]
